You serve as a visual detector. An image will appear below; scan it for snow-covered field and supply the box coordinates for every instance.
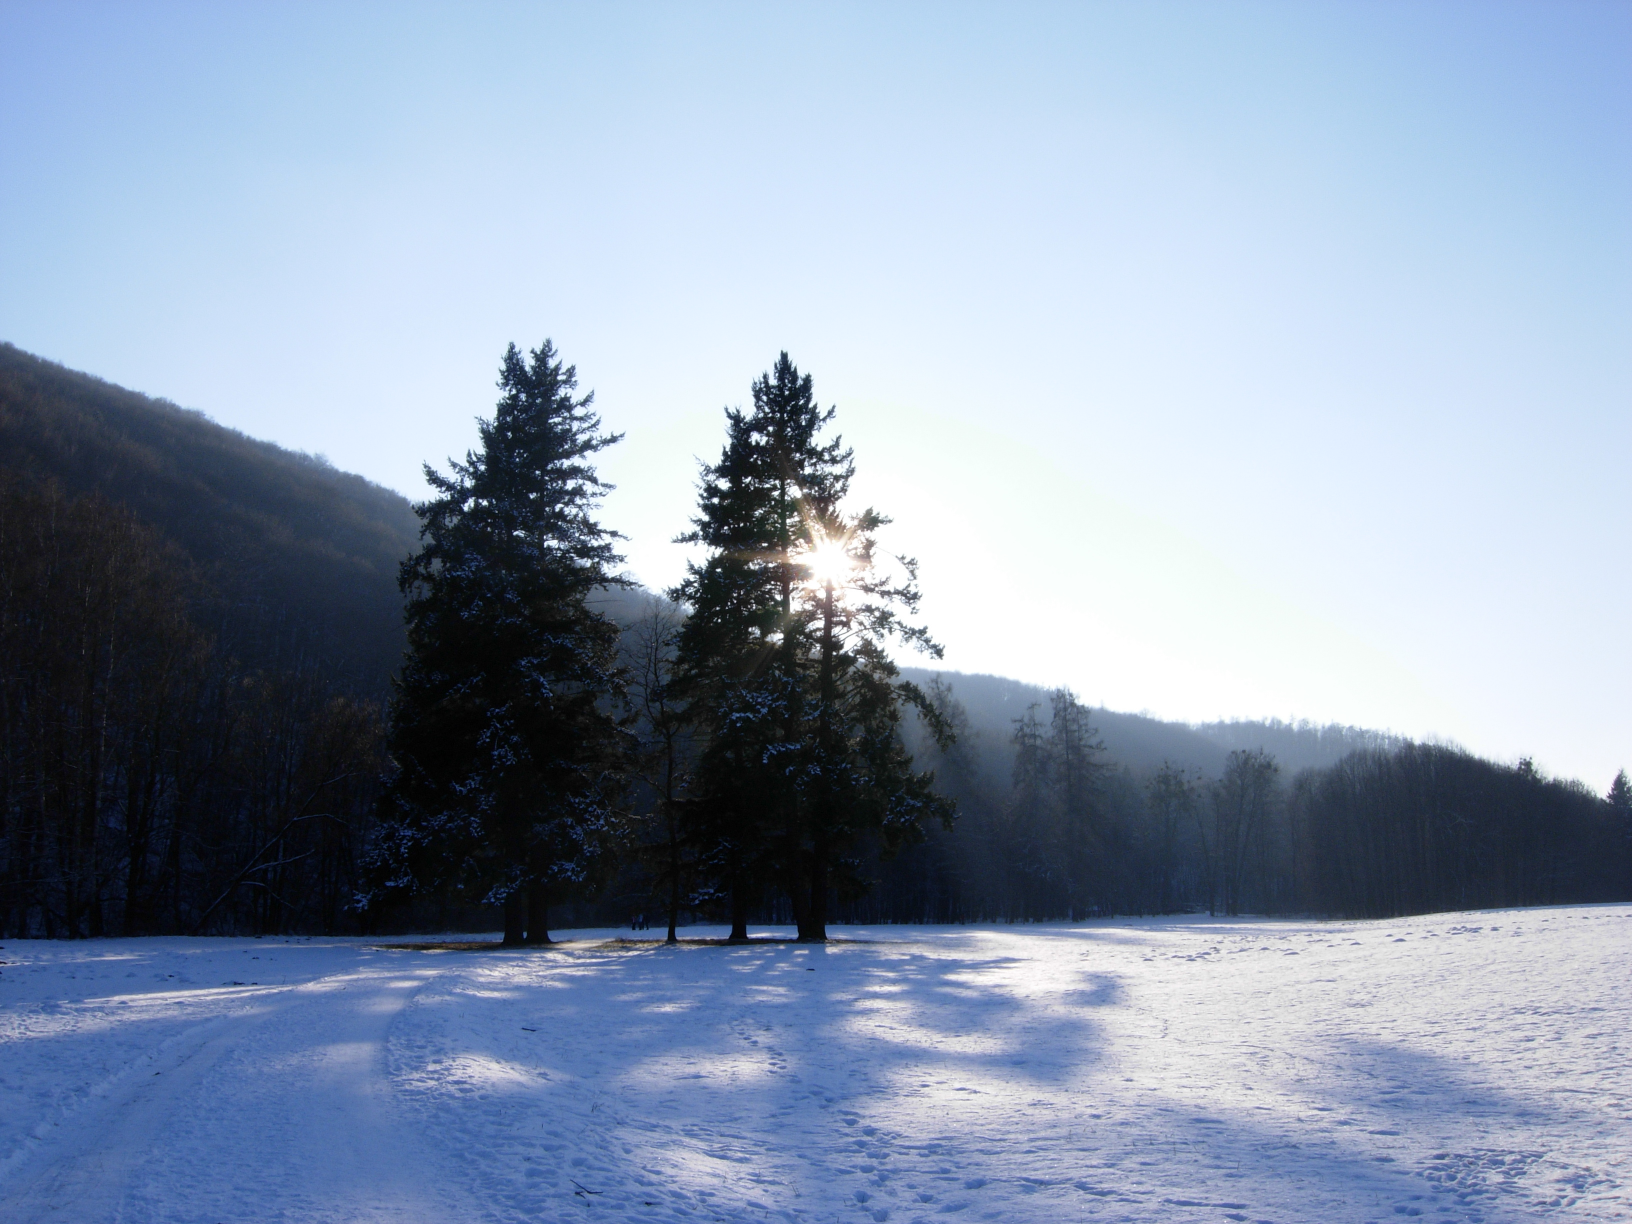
[0,907,1626,1224]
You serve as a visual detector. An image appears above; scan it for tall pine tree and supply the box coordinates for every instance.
[673,353,952,941]
[796,499,953,939]
[373,341,627,944]
[670,405,783,938]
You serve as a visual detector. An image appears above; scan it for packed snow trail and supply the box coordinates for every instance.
[0,943,465,1222]
[1,908,1627,1223]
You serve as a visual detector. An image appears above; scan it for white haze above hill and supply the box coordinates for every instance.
[2,908,1627,1223]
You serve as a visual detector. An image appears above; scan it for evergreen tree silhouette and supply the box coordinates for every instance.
[674,353,951,941]
[375,341,628,944]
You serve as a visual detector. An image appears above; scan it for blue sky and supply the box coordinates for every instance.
[2,1,1627,786]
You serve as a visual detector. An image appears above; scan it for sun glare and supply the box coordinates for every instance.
[803,538,854,588]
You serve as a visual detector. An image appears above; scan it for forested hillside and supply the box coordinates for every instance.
[845,676,1630,925]
[898,668,1397,778]
[0,345,420,938]
[0,342,419,685]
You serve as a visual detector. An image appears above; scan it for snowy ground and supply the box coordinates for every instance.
[0,907,1627,1224]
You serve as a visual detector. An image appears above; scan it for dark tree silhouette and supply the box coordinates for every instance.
[1146,762,1198,915]
[1209,749,1280,916]
[1610,770,1631,894]
[374,341,628,945]
[625,597,694,944]
[673,354,951,941]
[794,499,953,940]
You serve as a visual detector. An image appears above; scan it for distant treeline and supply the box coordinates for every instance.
[823,687,1631,924]
[0,341,1626,939]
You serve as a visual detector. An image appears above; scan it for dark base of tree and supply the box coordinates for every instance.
[502,893,526,945]
[728,886,750,942]
[496,892,556,945]
[525,888,551,944]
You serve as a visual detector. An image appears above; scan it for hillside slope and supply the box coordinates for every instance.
[0,343,419,686]
[900,666,1395,780]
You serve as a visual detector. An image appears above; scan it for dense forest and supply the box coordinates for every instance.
[1,342,1627,940]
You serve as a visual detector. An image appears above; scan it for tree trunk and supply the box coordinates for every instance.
[728,884,749,942]
[665,833,681,945]
[502,891,526,945]
[799,580,836,944]
[803,846,828,942]
[788,865,812,941]
[525,884,551,944]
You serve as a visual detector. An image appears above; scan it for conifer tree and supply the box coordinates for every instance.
[673,353,951,941]
[1609,768,1631,817]
[374,341,627,944]
[671,406,782,938]
[1048,687,1108,916]
[796,499,954,939]
[1610,769,1632,892]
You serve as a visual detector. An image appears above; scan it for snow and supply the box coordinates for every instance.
[1,907,1627,1224]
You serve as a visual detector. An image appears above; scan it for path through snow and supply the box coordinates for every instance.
[0,906,1627,1223]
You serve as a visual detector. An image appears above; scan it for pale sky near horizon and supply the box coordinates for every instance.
[2,2,1628,788]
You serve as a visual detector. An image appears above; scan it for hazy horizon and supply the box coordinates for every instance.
[2,2,1626,786]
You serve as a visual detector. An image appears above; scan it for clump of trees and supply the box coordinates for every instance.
[368,350,949,943]
[1292,747,1625,917]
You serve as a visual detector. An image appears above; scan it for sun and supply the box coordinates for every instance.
[802,536,854,588]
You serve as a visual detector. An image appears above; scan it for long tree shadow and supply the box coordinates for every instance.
[390,929,1128,1220]
[389,924,1619,1223]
